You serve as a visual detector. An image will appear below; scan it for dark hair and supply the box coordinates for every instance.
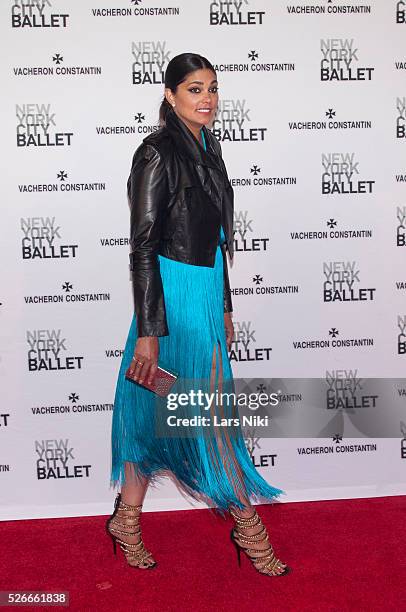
[159,53,217,125]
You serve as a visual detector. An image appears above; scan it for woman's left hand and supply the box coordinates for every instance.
[224,312,234,351]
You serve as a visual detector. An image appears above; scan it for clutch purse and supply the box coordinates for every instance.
[125,362,178,397]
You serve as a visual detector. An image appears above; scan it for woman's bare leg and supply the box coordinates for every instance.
[120,462,149,506]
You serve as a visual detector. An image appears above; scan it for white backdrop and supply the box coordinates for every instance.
[1,0,406,520]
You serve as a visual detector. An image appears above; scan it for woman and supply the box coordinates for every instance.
[107,53,289,577]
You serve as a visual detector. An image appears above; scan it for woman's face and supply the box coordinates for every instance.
[165,68,218,134]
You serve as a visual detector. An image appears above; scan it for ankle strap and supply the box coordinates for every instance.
[115,494,142,513]
[230,508,260,528]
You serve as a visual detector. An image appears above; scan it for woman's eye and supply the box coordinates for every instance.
[188,87,219,94]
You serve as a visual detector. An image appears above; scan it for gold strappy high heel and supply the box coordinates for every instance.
[230,507,290,576]
[106,493,156,569]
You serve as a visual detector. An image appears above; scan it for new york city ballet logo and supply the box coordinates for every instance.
[287,1,371,15]
[396,1,405,23]
[131,40,171,85]
[212,99,267,142]
[398,316,406,355]
[0,414,10,428]
[35,439,91,480]
[245,428,261,456]
[320,38,374,81]
[396,97,406,139]
[26,328,84,372]
[230,320,272,362]
[209,0,265,25]
[397,206,406,246]
[401,423,406,459]
[233,210,270,253]
[11,0,69,28]
[323,261,376,303]
[325,370,378,410]
[245,430,277,469]
[21,216,78,260]
[321,152,375,194]
[16,103,73,148]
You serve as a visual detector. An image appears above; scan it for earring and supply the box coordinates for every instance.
[172,103,176,108]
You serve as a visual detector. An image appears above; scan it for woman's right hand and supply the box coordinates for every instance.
[128,336,159,385]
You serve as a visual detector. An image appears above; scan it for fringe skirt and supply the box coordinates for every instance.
[110,228,284,511]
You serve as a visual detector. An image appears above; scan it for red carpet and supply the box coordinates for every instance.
[0,496,405,612]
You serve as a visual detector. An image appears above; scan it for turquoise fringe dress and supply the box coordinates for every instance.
[110,130,284,511]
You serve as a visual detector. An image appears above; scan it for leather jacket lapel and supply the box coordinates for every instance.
[165,108,222,172]
[164,108,234,257]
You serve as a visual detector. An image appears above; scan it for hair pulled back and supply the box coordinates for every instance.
[159,53,216,125]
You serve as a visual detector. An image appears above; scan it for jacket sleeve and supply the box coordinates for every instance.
[128,143,169,337]
[221,242,233,313]
[212,135,234,314]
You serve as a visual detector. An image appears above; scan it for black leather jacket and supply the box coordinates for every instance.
[128,107,234,337]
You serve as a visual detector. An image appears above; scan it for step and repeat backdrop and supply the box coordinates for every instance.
[1,0,405,520]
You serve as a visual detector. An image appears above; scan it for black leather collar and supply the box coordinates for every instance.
[165,107,222,171]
